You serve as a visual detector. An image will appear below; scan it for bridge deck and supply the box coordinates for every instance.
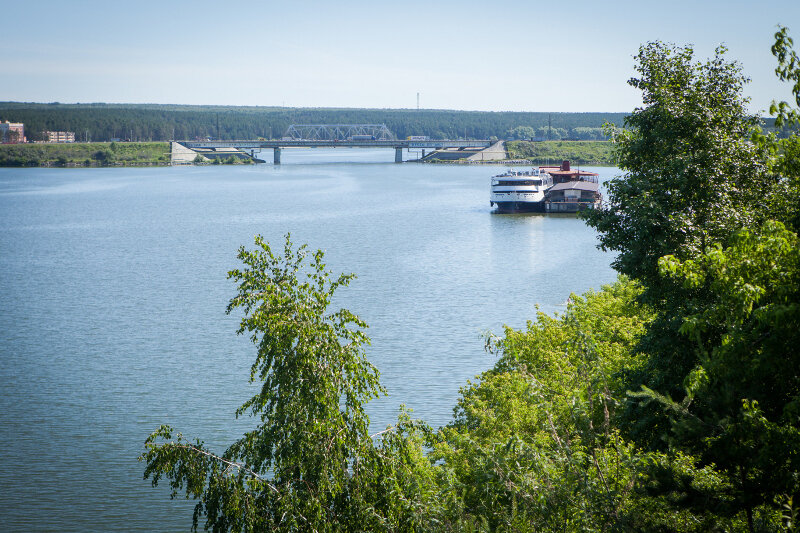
[182,140,493,150]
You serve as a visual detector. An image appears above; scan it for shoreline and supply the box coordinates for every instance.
[0,141,252,167]
[0,139,616,168]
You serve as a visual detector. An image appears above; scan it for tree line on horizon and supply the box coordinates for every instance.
[1,103,789,144]
[0,103,632,142]
[2,103,790,144]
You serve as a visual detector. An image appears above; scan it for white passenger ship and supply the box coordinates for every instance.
[489,168,553,213]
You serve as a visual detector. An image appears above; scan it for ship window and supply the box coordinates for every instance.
[494,179,542,186]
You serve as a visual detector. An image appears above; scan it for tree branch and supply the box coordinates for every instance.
[173,444,280,494]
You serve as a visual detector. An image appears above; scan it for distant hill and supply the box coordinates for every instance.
[0,102,630,142]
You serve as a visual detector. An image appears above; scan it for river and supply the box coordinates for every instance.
[0,149,619,531]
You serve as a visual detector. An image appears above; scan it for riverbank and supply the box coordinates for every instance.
[0,142,172,167]
[0,140,616,167]
[0,141,258,167]
[506,140,615,165]
[419,140,616,165]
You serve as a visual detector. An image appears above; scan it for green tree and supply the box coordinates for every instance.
[141,235,385,531]
[506,126,536,140]
[641,28,800,532]
[583,29,800,531]
[764,26,800,233]
[93,148,114,165]
[584,42,774,291]
[650,220,800,531]
[581,42,780,452]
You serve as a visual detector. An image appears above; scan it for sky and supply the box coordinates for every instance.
[3,0,799,114]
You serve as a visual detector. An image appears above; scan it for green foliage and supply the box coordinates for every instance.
[579,42,783,464]
[584,42,774,291]
[432,279,674,531]
[350,408,444,531]
[573,127,607,141]
[761,26,800,233]
[0,141,169,167]
[142,235,388,531]
[93,148,114,164]
[507,140,615,164]
[141,236,451,532]
[770,26,800,129]
[649,221,800,525]
[506,126,536,140]
[582,30,800,532]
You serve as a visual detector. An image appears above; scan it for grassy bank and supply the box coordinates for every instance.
[0,142,171,167]
[506,140,615,165]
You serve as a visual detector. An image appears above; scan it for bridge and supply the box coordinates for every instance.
[179,124,494,164]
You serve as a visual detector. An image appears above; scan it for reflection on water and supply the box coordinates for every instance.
[0,152,619,531]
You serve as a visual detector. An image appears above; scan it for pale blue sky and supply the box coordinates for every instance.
[3,0,799,113]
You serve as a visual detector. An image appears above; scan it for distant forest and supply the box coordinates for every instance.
[0,102,633,142]
[1,103,787,143]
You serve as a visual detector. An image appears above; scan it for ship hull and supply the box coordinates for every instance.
[545,200,600,213]
[491,200,546,213]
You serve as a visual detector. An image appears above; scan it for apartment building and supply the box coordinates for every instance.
[44,130,76,143]
[0,120,25,143]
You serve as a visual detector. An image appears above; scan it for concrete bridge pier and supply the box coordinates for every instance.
[274,147,281,165]
[395,147,403,163]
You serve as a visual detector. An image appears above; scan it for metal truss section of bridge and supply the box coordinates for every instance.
[283,124,394,141]
[180,124,493,164]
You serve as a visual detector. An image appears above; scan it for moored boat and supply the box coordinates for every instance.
[542,161,602,212]
[489,167,553,213]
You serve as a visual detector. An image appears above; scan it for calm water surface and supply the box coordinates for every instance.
[0,149,619,531]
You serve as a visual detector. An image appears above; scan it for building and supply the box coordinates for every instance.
[0,120,26,143]
[43,131,76,143]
